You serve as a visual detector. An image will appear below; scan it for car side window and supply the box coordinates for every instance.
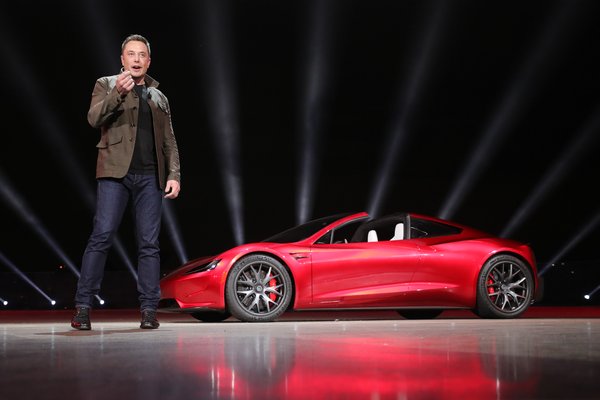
[410,218,462,238]
[410,226,428,239]
[314,231,332,244]
[315,219,365,244]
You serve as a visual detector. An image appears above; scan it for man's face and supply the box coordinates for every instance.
[120,40,151,83]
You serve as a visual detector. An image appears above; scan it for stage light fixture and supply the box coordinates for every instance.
[583,285,600,301]
[0,297,7,306]
[439,1,578,220]
[1,171,134,298]
[368,0,447,218]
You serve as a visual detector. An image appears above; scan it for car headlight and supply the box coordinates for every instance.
[185,259,221,275]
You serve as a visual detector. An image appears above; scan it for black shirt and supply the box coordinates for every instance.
[129,84,157,174]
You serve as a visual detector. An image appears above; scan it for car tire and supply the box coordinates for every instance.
[191,311,231,322]
[225,254,293,322]
[475,254,534,318]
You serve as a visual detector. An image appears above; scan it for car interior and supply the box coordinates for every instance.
[348,214,410,243]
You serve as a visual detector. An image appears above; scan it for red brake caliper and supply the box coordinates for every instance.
[487,275,496,295]
[268,278,277,301]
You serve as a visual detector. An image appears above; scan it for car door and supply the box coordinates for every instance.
[309,240,421,307]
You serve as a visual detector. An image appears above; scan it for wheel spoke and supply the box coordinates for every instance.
[508,276,526,289]
[485,261,530,312]
[235,260,287,315]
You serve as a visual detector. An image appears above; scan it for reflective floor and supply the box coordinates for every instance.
[1,307,600,400]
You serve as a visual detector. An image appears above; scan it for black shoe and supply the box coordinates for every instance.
[71,307,91,330]
[140,310,160,329]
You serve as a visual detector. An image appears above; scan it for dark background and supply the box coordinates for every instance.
[1,0,599,309]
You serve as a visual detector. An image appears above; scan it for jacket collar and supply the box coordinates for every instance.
[143,74,159,89]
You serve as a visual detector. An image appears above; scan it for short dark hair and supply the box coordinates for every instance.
[121,34,151,56]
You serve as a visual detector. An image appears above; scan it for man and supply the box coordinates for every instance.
[71,34,181,330]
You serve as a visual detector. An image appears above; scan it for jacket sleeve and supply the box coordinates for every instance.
[162,97,181,184]
[87,76,126,129]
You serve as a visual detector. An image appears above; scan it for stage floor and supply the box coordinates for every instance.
[2,307,600,399]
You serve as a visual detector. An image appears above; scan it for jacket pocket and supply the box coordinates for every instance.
[96,134,123,149]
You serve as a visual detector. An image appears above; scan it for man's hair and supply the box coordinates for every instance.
[121,34,151,56]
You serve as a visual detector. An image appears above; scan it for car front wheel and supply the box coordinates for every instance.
[475,254,534,318]
[225,254,293,322]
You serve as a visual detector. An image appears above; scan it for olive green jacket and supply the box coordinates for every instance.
[87,73,181,189]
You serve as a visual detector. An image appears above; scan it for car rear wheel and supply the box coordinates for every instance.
[225,254,293,322]
[191,311,231,322]
[475,254,534,318]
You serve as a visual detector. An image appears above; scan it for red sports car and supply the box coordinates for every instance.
[159,212,540,322]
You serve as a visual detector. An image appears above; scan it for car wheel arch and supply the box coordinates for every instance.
[481,251,536,284]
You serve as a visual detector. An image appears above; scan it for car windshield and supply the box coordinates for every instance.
[263,212,355,243]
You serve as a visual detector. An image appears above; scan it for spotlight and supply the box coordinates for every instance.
[0,297,7,306]
[582,284,600,302]
[50,300,56,306]
[97,296,105,305]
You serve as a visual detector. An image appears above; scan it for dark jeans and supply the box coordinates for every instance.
[75,173,163,311]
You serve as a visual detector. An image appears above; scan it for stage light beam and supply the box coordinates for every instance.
[439,1,579,220]
[0,23,139,281]
[78,0,121,72]
[296,0,336,224]
[501,107,600,238]
[0,12,191,281]
[368,0,447,218]
[583,288,600,301]
[194,1,244,245]
[0,170,81,278]
[538,209,600,277]
[1,171,113,304]
[0,250,56,307]
[162,201,188,264]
